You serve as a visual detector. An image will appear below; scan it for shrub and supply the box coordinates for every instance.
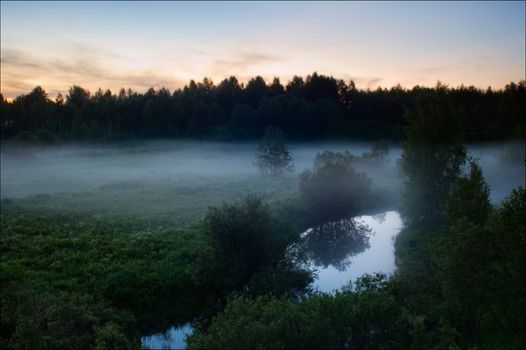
[300,151,372,224]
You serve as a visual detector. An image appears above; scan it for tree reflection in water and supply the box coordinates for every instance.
[303,218,372,271]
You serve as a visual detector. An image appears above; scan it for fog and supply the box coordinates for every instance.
[1,140,523,218]
[467,142,525,203]
[0,140,396,218]
[3,139,521,350]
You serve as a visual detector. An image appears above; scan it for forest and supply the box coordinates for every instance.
[1,73,525,142]
[1,78,525,350]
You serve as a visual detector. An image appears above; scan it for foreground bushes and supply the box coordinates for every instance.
[187,274,416,349]
[188,184,525,349]
[197,196,312,299]
[395,181,525,349]
[0,196,313,349]
[0,206,206,349]
[0,284,137,350]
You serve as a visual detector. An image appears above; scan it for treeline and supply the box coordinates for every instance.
[1,73,525,142]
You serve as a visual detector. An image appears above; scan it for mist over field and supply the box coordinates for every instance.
[1,140,522,218]
[1,1,525,348]
[0,140,392,217]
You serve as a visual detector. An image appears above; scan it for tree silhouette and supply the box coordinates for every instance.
[255,126,294,176]
[399,87,467,224]
[1,75,524,141]
[300,151,372,224]
[304,218,371,271]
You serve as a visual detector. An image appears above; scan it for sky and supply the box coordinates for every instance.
[1,1,525,99]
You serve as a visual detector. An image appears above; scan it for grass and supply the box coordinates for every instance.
[0,205,207,334]
[0,141,404,348]
[1,173,300,222]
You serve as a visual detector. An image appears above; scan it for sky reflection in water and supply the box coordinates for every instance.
[311,211,402,293]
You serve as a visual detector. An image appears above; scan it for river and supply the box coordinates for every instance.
[141,210,403,349]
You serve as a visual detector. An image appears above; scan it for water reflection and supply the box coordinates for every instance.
[303,218,372,271]
[311,211,402,293]
[372,212,386,223]
[141,211,403,347]
[141,323,193,350]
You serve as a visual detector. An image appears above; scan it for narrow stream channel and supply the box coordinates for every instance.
[141,210,403,349]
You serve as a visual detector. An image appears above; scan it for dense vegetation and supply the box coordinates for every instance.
[0,139,391,349]
[1,74,525,143]
[0,208,207,349]
[0,197,311,349]
[399,87,467,224]
[187,179,525,349]
[187,90,526,349]
[1,81,524,349]
[187,274,412,349]
[299,151,373,224]
[196,196,312,303]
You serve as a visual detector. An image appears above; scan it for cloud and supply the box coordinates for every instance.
[0,46,186,98]
[405,56,490,76]
[210,49,281,76]
[1,49,41,69]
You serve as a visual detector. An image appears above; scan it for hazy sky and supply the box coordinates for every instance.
[1,1,525,99]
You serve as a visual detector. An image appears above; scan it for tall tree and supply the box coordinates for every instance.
[200,196,311,297]
[447,161,491,224]
[300,151,372,224]
[399,86,467,224]
[66,85,91,111]
[269,77,285,97]
[244,76,269,107]
[255,126,294,176]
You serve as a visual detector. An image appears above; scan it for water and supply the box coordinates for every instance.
[141,210,402,349]
[309,211,402,293]
[3,140,519,349]
[141,323,193,350]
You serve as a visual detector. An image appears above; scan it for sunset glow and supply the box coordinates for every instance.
[1,1,524,98]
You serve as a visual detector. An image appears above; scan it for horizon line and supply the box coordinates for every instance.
[2,74,525,102]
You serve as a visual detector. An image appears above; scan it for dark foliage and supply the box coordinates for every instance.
[255,126,294,176]
[399,87,468,224]
[300,151,373,224]
[2,76,524,142]
[187,274,415,350]
[303,218,371,271]
[0,207,206,349]
[198,196,312,300]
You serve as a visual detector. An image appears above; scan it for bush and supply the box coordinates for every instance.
[359,140,389,166]
[255,126,294,176]
[187,274,413,349]
[300,151,372,224]
[0,285,138,350]
[199,196,312,298]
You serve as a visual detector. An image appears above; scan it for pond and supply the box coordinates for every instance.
[141,210,403,349]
